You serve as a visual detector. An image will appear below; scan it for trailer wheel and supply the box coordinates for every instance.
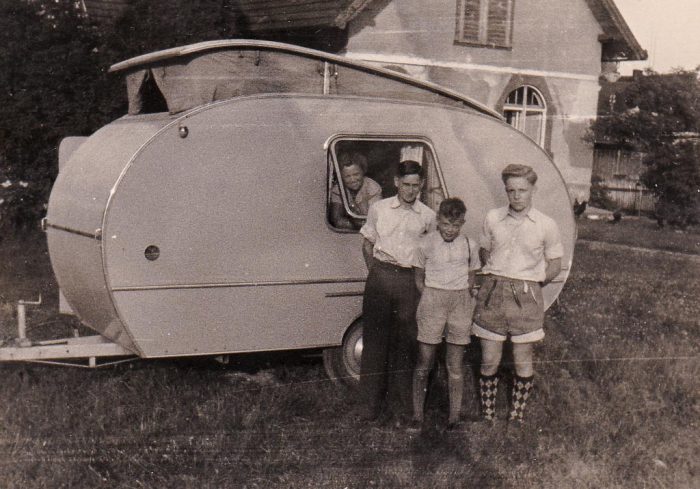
[323,319,363,387]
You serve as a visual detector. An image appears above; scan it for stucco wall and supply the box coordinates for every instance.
[343,0,606,197]
[347,0,604,75]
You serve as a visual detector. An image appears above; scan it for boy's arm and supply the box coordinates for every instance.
[543,257,562,285]
[329,202,354,229]
[478,247,491,268]
[542,219,564,285]
[414,267,426,294]
[362,238,374,270]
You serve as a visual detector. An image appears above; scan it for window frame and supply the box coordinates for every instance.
[502,85,547,147]
[454,0,515,49]
[325,135,448,233]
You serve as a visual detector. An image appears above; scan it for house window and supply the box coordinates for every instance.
[327,138,446,232]
[503,86,546,146]
[455,0,514,48]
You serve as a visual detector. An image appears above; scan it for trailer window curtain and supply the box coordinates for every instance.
[327,138,445,232]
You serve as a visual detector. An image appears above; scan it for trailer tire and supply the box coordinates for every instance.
[322,319,363,388]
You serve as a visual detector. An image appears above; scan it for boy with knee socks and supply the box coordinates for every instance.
[411,198,479,430]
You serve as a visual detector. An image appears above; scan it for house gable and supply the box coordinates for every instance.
[346,0,613,76]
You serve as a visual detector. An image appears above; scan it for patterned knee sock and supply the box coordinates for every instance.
[478,374,499,420]
[508,375,534,422]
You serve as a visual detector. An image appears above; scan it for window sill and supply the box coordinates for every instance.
[453,40,512,51]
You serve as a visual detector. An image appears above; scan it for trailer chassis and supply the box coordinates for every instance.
[0,296,135,368]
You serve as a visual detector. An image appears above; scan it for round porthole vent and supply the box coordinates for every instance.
[144,245,160,261]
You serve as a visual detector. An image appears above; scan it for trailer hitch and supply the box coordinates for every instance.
[16,295,42,347]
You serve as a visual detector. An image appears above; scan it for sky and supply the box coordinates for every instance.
[614,0,700,74]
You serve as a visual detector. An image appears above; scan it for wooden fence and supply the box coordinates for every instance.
[597,177,656,212]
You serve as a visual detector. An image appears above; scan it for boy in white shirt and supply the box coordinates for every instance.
[411,198,480,430]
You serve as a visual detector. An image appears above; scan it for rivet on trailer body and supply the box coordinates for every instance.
[178,125,189,138]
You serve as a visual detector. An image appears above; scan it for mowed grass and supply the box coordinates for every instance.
[0,228,697,489]
[576,215,700,255]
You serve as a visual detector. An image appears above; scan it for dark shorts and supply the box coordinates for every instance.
[472,275,545,343]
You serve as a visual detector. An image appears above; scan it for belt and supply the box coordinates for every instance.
[482,275,538,308]
[372,258,413,272]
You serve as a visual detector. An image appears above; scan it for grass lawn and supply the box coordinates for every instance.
[0,229,698,488]
[576,215,700,255]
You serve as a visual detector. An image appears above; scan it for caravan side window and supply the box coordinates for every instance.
[327,138,446,232]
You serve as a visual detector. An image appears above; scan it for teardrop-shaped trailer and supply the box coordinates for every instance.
[1,40,575,381]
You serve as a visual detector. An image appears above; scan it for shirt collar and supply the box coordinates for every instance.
[389,195,421,213]
[498,206,537,223]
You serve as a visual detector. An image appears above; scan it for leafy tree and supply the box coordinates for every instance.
[589,68,700,228]
[0,0,245,233]
[0,0,123,232]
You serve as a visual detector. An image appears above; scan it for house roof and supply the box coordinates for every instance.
[84,0,645,61]
[586,0,647,61]
[83,0,377,31]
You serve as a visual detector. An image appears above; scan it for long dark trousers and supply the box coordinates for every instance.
[360,259,419,418]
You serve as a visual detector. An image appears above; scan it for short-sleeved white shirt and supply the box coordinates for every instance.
[360,196,436,268]
[480,206,563,282]
[415,231,480,290]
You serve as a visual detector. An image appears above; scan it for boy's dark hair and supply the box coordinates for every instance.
[397,160,424,178]
[438,198,467,220]
[338,152,368,173]
[501,164,538,185]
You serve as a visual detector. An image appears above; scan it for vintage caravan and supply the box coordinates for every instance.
[1,41,575,382]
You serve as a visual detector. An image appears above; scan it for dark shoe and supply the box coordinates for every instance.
[507,415,525,427]
[358,408,382,422]
[446,420,464,432]
[403,417,423,433]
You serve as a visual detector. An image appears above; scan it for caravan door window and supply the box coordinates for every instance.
[327,138,446,231]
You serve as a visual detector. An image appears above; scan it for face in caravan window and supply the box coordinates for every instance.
[327,139,445,232]
[339,154,367,193]
[329,152,383,230]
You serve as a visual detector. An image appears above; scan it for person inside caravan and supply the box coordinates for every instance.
[330,152,382,230]
[358,160,436,426]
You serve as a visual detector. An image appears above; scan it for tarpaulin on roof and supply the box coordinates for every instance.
[124,48,466,115]
[126,50,324,114]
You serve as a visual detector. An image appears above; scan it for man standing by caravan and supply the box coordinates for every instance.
[473,164,563,423]
[359,160,436,424]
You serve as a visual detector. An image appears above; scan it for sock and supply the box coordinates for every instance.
[479,374,499,420]
[412,368,430,421]
[447,371,464,424]
[508,374,535,422]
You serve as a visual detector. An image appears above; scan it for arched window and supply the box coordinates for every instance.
[503,86,546,147]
